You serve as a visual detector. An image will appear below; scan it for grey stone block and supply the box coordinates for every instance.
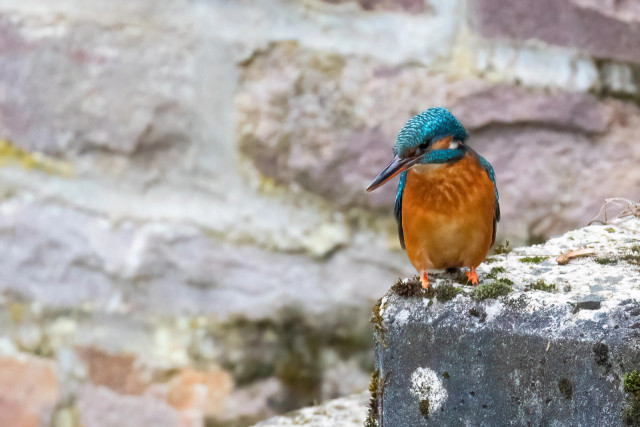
[372,218,640,426]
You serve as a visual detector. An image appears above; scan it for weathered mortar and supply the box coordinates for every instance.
[372,217,640,426]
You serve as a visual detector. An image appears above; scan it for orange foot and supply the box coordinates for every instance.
[465,267,479,286]
[420,270,429,289]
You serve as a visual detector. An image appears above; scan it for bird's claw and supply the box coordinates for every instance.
[420,271,429,289]
[465,267,479,286]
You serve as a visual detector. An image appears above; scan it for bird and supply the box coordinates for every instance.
[366,107,499,289]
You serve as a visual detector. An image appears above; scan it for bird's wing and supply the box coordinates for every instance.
[477,154,500,246]
[394,170,408,249]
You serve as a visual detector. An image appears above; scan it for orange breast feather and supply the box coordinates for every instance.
[401,154,496,272]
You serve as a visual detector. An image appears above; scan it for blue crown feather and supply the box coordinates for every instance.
[393,107,467,156]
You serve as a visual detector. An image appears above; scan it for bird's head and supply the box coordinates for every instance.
[366,107,467,192]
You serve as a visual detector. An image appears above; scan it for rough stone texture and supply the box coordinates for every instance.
[374,217,640,425]
[1,0,640,425]
[238,43,640,238]
[451,86,608,134]
[78,348,150,395]
[166,368,233,416]
[252,391,368,426]
[470,0,640,64]
[0,196,402,316]
[0,14,194,156]
[319,0,426,13]
[0,355,59,427]
[77,385,183,427]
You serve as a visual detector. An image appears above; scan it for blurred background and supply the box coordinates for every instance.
[1,0,640,425]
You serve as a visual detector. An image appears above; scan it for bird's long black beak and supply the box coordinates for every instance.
[366,154,422,192]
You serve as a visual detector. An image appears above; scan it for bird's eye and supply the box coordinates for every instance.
[418,142,429,150]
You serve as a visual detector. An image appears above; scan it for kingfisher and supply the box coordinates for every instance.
[366,107,499,289]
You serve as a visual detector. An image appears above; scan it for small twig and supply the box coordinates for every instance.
[555,248,596,265]
[589,198,640,225]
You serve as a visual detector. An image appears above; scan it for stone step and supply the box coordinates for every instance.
[251,391,368,426]
[371,217,640,426]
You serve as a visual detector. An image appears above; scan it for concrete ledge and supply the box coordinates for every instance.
[372,218,640,426]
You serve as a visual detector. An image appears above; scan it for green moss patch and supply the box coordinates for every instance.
[519,256,549,264]
[596,257,618,265]
[622,246,640,266]
[605,227,615,233]
[370,298,386,346]
[525,279,556,292]
[622,370,640,425]
[366,370,380,427]
[625,371,640,395]
[471,279,513,301]
[435,284,463,302]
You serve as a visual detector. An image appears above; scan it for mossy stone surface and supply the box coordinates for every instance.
[519,256,549,264]
[374,218,640,426]
[525,279,557,292]
[625,371,640,396]
[471,280,512,300]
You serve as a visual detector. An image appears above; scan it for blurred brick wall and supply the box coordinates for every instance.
[1,0,640,425]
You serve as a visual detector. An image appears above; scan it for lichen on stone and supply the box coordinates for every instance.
[0,139,72,176]
[410,367,448,414]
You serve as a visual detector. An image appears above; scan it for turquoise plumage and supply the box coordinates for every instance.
[367,107,500,288]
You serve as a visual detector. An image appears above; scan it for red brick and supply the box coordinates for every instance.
[0,355,58,427]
